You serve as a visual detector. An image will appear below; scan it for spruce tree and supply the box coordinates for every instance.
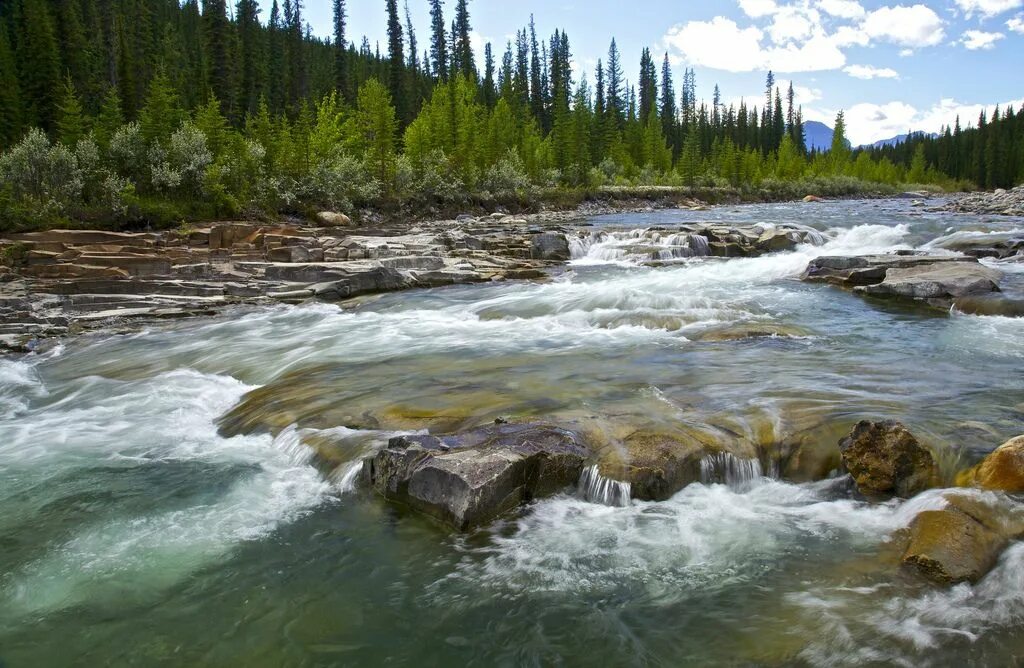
[0,23,24,147]
[482,43,495,108]
[267,1,286,113]
[139,66,182,144]
[385,0,406,124]
[55,74,87,147]
[203,0,237,119]
[453,0,474,80]
[333,0,348,99]
[429,0,447,81]
[93,86,124,148]
[236,0,264,117]
[15,0,62,131]
[659,53,676,154]
[605,39,624,131]
[404,1,417,73]
[528,16,543,122]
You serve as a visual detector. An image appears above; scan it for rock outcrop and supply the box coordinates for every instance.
[957,435,1024,493]
[838,420,937,498]
[803,253,1006,310]
[0,218,573,351]
[361,423,590,530]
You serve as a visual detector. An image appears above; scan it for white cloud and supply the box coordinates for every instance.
[960,29,1006,48]
[899,48,915,56]
[812,97,1024,145]
[663,13,845,73]
[738,0,779,18]
[954,0,1023,18]
[862,5,945,47]
[1007,15,1024,32]
[844,64,900,79]
[817,0,866,19]
[768,7,818,43]
[663,18,765,72]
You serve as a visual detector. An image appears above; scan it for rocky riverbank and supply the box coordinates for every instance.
[941,185,1024,216]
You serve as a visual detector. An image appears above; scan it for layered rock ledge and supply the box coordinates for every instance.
[802,252,1014,311]
[0,215,574,351]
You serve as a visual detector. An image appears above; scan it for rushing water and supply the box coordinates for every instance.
[2,199,1024,666]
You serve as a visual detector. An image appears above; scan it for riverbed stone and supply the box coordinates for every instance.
[855,262,1001,300]
[838,420,937,498]
[957,435,1024,493]
[361,423,590,530]
[901,507,1004,584]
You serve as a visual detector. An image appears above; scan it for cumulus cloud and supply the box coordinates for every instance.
[738,0,780,18]
[844,64,900,79]
[960,29,1006,48]
[807,97,1024,145]
[817,0,866,19]
[954,0,1023,18]
[663,18,765,72]
[862,5,945,47]
[1007,15,1024,32]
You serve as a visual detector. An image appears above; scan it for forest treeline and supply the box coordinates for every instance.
[0,0,1022,230]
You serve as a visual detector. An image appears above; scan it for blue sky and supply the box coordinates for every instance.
[263,1,1024,144]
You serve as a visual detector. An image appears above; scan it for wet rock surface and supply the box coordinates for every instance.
[958,435,1024,493]
[803,252,1009,310]
[839,420,937,498]
[361,422,590,530]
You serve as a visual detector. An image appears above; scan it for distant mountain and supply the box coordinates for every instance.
[802,120,849,152]
[860,131,941,150]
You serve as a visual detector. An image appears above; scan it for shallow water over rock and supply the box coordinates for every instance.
[1,199,1024,665]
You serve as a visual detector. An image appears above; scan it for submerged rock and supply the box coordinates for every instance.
[838,420,937,498]
[694,322,812,342]
[361,423,589,531]
[957,435,1024,493]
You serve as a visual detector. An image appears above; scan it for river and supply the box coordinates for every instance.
[2,199,1023,666]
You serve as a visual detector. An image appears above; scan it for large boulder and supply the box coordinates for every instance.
[530,232,571,261]
[317,211,352,227]
[901,506,1004,584]
[838,420,937,498]
[361,423,589,530]
[957,435,1024,493]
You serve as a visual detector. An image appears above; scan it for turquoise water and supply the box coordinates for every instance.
[2,200,1023,666]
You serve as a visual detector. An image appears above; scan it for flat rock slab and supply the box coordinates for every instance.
[361,423,590,531]
[803,253,1006,310]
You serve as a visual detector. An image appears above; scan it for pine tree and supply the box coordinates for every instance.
[15,0,62,131]
[347,78,397,184]
[0,23,24,147]
[55,74,87,146]
[429,0,447,81]
[659,53,676,154]
[385,0,406,124]
[139,66,182,144]
[333,0,348,99]
[267,0,286,113]
[482,43,495,108]
[605,39,623,130]
[453,0,474,80]
[404,1,417,73]
[830,110,850,172]
[528,16,543,123]
[203,0,237,119]
[236,0,264,117]
[93,86,124,148]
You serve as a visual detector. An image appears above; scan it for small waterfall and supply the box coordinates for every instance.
[272,425,315,466]
[578,465,631,506]
[699,453,765,489]
[688,234,711,256]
